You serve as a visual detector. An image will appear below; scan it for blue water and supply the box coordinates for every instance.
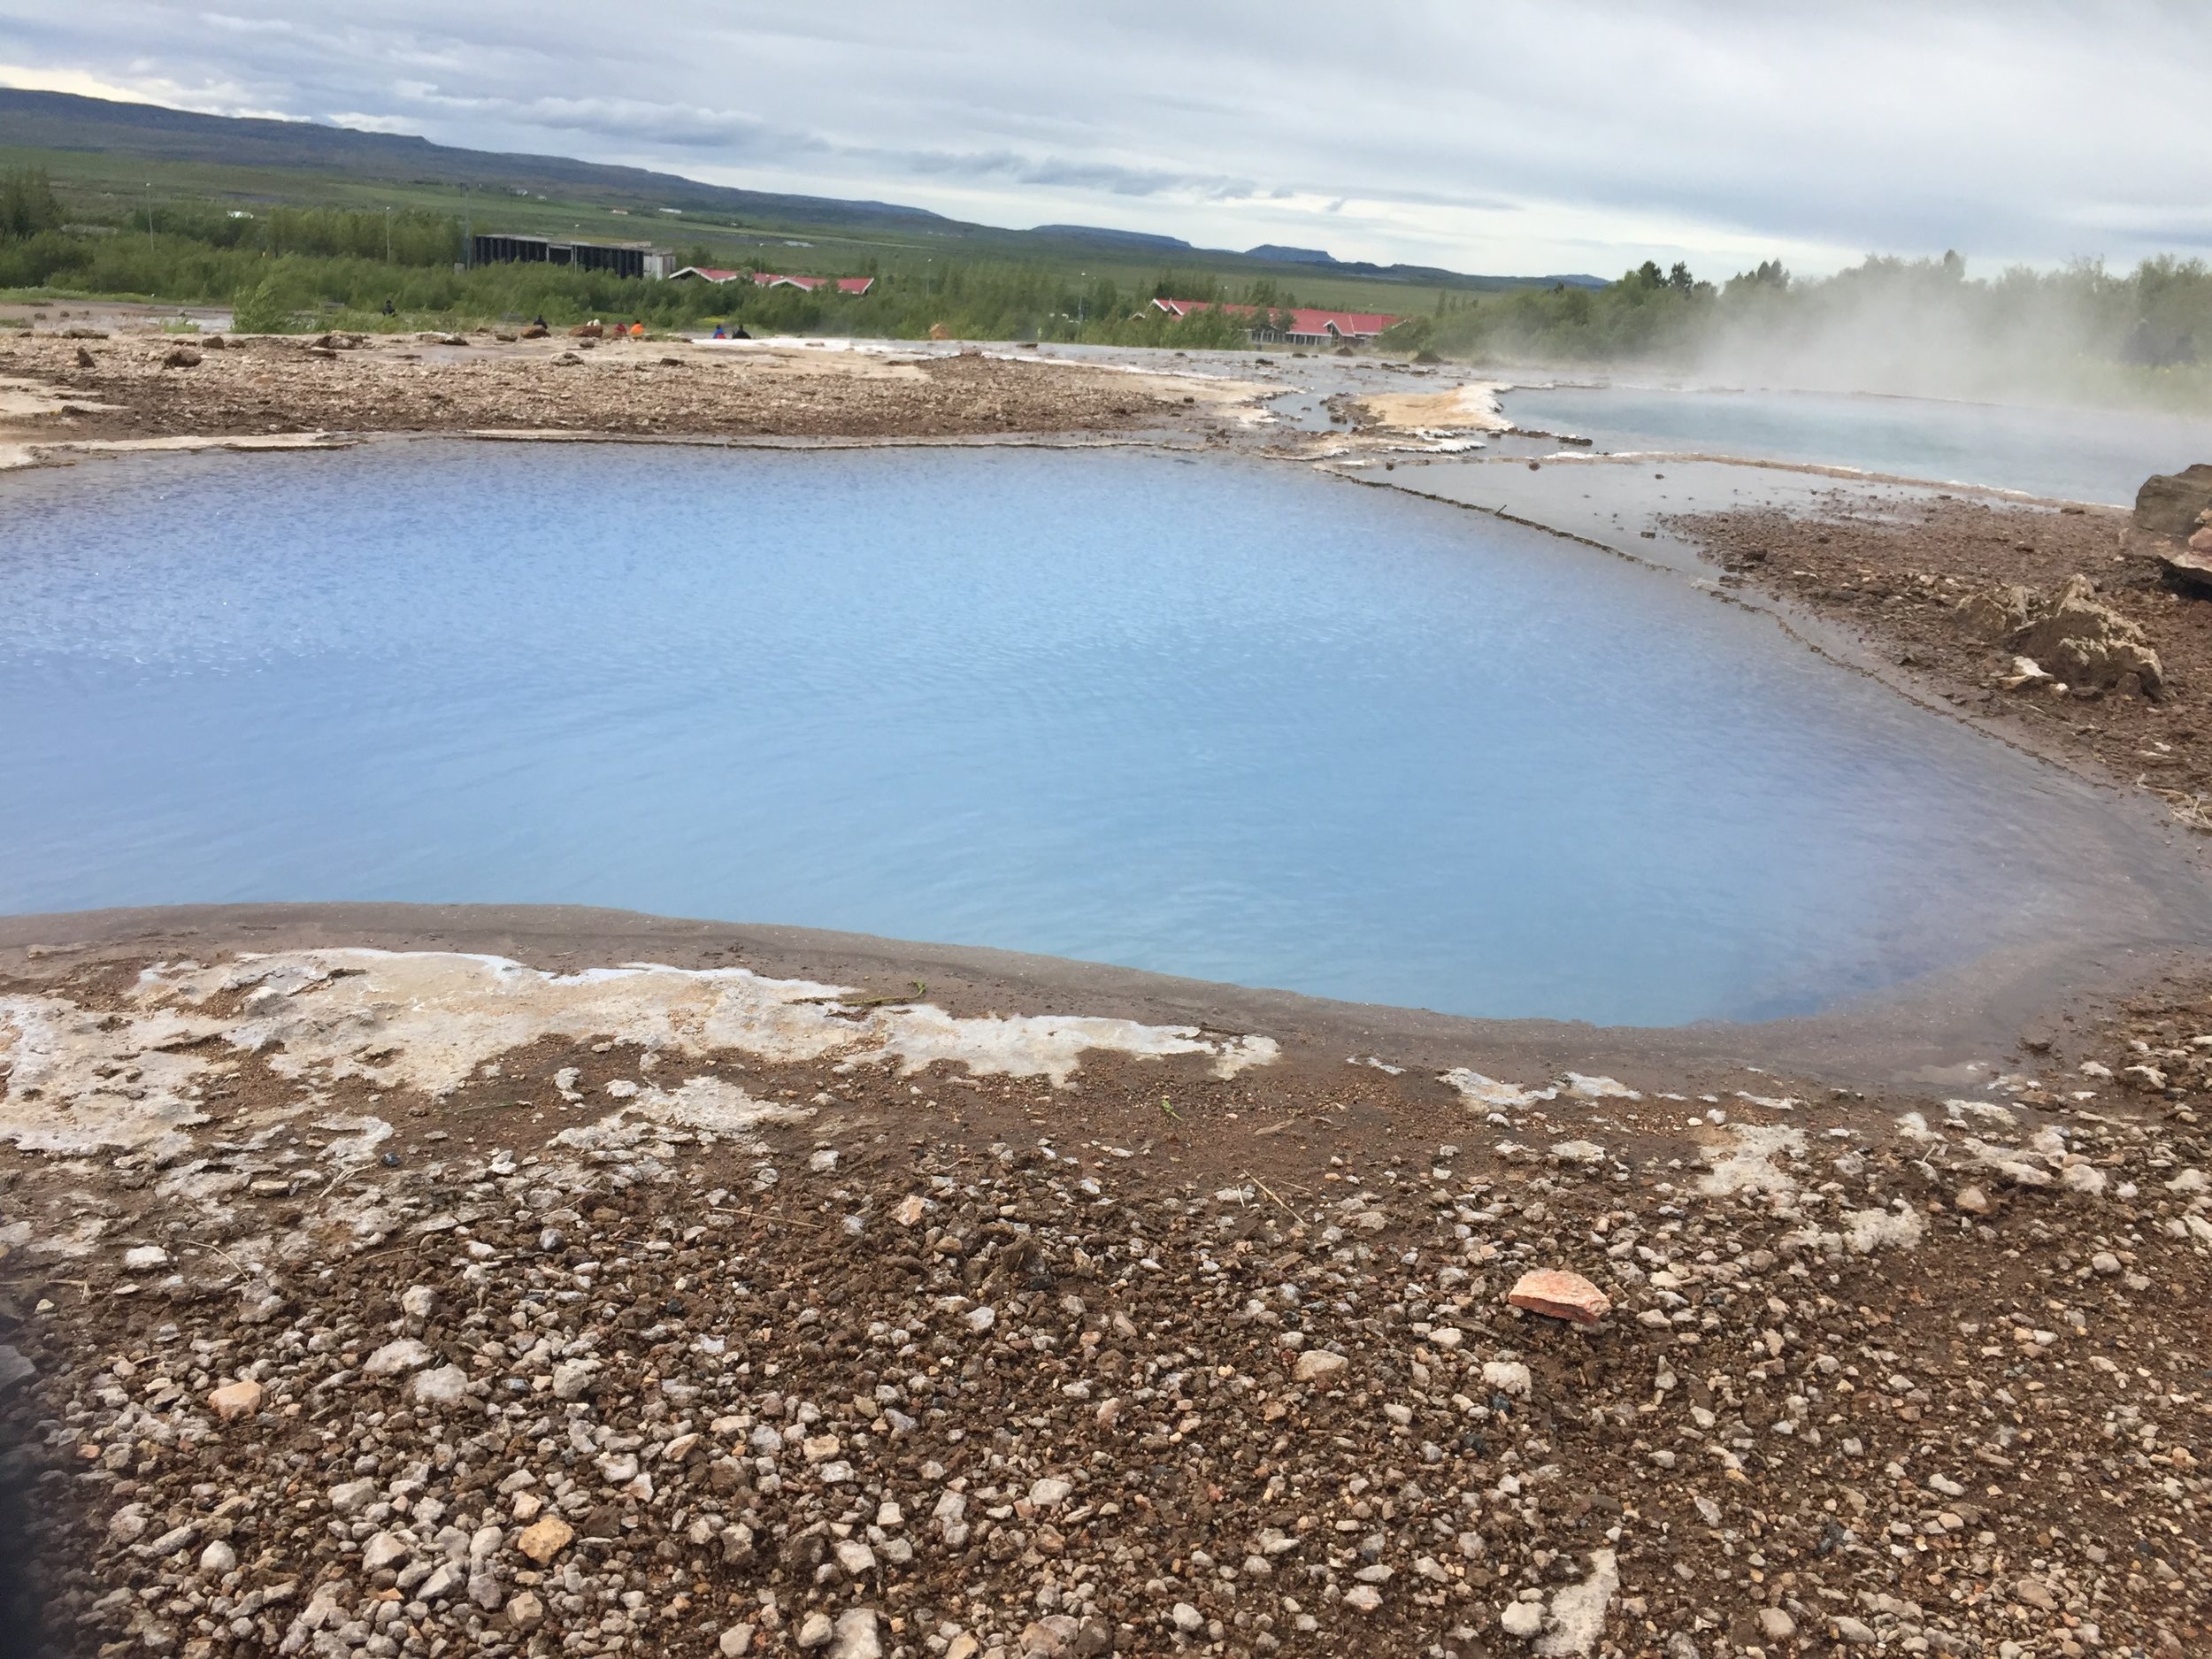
[1501,384,2212,506]
[1,442,2198,1025]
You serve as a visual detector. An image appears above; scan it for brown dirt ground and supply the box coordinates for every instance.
[0,331,1223,444]
[0,931,2207,1659]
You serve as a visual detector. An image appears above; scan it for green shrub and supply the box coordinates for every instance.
[232,275,306,334]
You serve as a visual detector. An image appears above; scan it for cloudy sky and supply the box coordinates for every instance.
[3,2,2207,279]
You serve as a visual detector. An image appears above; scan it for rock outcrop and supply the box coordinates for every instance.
[1958,574,2163,696]
[2135,463,2212,540]
[2132,464,2212,592]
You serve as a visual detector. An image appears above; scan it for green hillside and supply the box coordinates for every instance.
[0,88,1599,318]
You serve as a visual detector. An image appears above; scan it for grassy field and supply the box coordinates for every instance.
[0,141,1513,320]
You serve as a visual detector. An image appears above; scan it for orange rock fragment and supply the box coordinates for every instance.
[1507,1269,1611,1326]
[207,1379,265,1419]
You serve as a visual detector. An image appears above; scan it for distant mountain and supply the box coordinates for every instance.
[1028,225,1196,254]
[1242,240,1602,290]
[0,88,949,229]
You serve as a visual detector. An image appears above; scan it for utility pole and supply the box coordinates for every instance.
[145,182,153,242]
[461,184,472,271]
[385,205,392,264]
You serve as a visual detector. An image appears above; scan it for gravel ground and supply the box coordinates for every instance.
[0,947,2207,1659]
[0,331,1222,443]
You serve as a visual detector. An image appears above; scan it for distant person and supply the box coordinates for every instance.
[381,298,395,316]
[710,323,727,339]
[533,314,548,330]
[630,320,646,337]
[731,324,751,340]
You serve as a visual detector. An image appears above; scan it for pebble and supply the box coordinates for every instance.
[828,1608,881,1659]
[1294,1348,1348,1384]
[361,1335,430,1375]
[549,1358,598,1399]
[206,1378,264,1419]
[516,1515,573,1563]
[1500,1600,1546,1637]
[1481,1359,1533,1398]
[362,1532,408,1571]
[796,1610,834,1648]
[718,1624,757,1657]
[328,1477,378,1515]
[411,1363,469,1406]
[197,1540,236,1575]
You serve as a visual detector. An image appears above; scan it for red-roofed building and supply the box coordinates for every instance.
[670,268,877,295]
[751,273,877,296]
[1151,297,1400,346]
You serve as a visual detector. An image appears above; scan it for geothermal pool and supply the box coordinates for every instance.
[1500,383,2212,504]
[1,442,2200,1025]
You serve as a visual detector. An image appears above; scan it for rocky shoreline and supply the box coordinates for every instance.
[0,911,2205,1659]
[1667,480,2212,834]
[0,329,1258,451]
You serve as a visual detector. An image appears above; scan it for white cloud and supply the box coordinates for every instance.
[0,0,2207,277]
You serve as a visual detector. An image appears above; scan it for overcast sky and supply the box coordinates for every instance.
[4,2,2207,279]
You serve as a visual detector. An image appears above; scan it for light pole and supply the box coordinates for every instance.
[385,205,392,264]
[144,182,153,242]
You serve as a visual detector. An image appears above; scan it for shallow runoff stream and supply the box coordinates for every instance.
[4,441,2203,1025]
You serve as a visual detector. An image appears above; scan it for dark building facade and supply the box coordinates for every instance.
[470,234,671,280]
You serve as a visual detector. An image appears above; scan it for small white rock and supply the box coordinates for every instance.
[362,1531,409,1573]
[411,1364,469,1407]
[1500,1600,1546,1638]
[362,1337,431,1376]
[1482,1360,1533,1399]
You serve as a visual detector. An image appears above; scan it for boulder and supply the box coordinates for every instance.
[569,321,604,339]
[1958,575,2162,697]
[2135,464,2212,539]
